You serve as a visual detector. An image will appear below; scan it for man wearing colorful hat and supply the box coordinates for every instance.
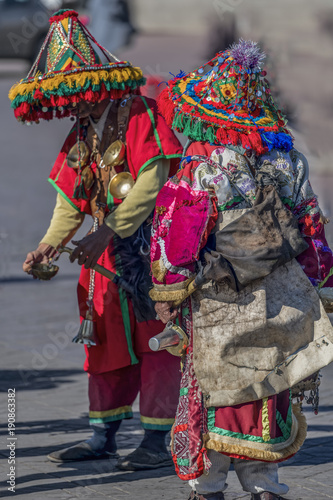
[150,39,333,499]
[10,9,183,468]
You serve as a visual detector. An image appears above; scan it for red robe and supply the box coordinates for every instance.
[48,96,182,374]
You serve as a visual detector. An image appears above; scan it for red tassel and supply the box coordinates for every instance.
[240,134,252,150]
[158,87,176,127]
[227,129,239,146]
[49,95,57,106]
[99,83,109,101]
[22,103,30,113]
[33,89,44,99]
[49,10,78,24]
[84,89,95,101]
[216,127,227,144]
[57,96,69,106]
[248,132,265,155]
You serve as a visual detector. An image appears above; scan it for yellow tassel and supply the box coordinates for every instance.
[151,259,168,282]
[149,278,195,303]
[8,66,144,102]
[261,397,271,442]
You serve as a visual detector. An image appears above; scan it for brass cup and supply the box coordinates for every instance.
[81,166,94,190]
[108,171,134,199]
[30,263,59,280]
[67,141,90,169]
[103,140,126,168]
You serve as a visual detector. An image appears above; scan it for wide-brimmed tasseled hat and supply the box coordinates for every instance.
[158,39,293,155]
[9,9,145,124]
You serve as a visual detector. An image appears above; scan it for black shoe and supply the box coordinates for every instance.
[189,491,225,500]
[47,442,119,463]
[251,493,287,500]
[117,447,173,471]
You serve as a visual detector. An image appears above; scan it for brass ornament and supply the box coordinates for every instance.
[67,141,90,169]
[30,263,59,280]
[102,139,126,168]
[108,171,135,199]
[81,166,94,190]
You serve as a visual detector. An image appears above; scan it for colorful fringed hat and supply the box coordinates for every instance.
[9,9,145,123]
[158,39,293,155]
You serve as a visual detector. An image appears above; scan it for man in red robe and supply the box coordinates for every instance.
[11,9,182,469]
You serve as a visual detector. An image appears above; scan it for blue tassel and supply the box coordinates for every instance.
[261,132,293,152]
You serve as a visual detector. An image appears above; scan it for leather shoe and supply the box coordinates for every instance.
[47,442,119,463]
[117,447,173,471]
[188,491,225,500]
[251,493,288,500]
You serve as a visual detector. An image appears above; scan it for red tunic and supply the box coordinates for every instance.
[48,96,182,374]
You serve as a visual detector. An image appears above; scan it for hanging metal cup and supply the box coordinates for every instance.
[108,171,134,199]
[102,139,126,168]
[102,139,134,199]
[67,141,90,169]
[149,322,188,357]
[81,166,94,190]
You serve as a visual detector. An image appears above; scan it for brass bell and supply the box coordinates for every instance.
[81,166,94,190]
[72,311,99,347]
[30,263,59,280]
[67,141,90,169]
[108,171,135,199]
[102,139,126,168]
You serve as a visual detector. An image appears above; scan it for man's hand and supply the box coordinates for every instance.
[23,243,57,277]
[71,223,114,269]
[155,301,178,324]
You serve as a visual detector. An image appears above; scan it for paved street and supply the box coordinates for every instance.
[1,3,333,495]
[1,272,333,499]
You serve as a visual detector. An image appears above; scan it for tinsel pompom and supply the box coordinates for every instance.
[229,39,266,71]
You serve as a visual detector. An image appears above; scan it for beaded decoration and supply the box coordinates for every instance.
[8,9,145,124]
[158,39,293,156]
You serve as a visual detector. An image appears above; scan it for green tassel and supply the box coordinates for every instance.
[192,120,205,141]
[172,111,184,132]
[171,110,217,144]
[183,115,193,137]
[205,126,216,144]
[73,174,88,200]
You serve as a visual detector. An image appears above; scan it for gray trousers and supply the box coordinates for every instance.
[189,450,289,496]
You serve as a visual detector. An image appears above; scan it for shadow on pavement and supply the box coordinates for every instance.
[0,417,88,438]
[0,460,176,498]
[0,368,83,392]
[280,435,333,467]
[0,274,79,284]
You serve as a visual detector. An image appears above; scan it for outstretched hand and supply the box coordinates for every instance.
[23,243,57,278]
[70,223,114,269]
[155,301,178,324]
